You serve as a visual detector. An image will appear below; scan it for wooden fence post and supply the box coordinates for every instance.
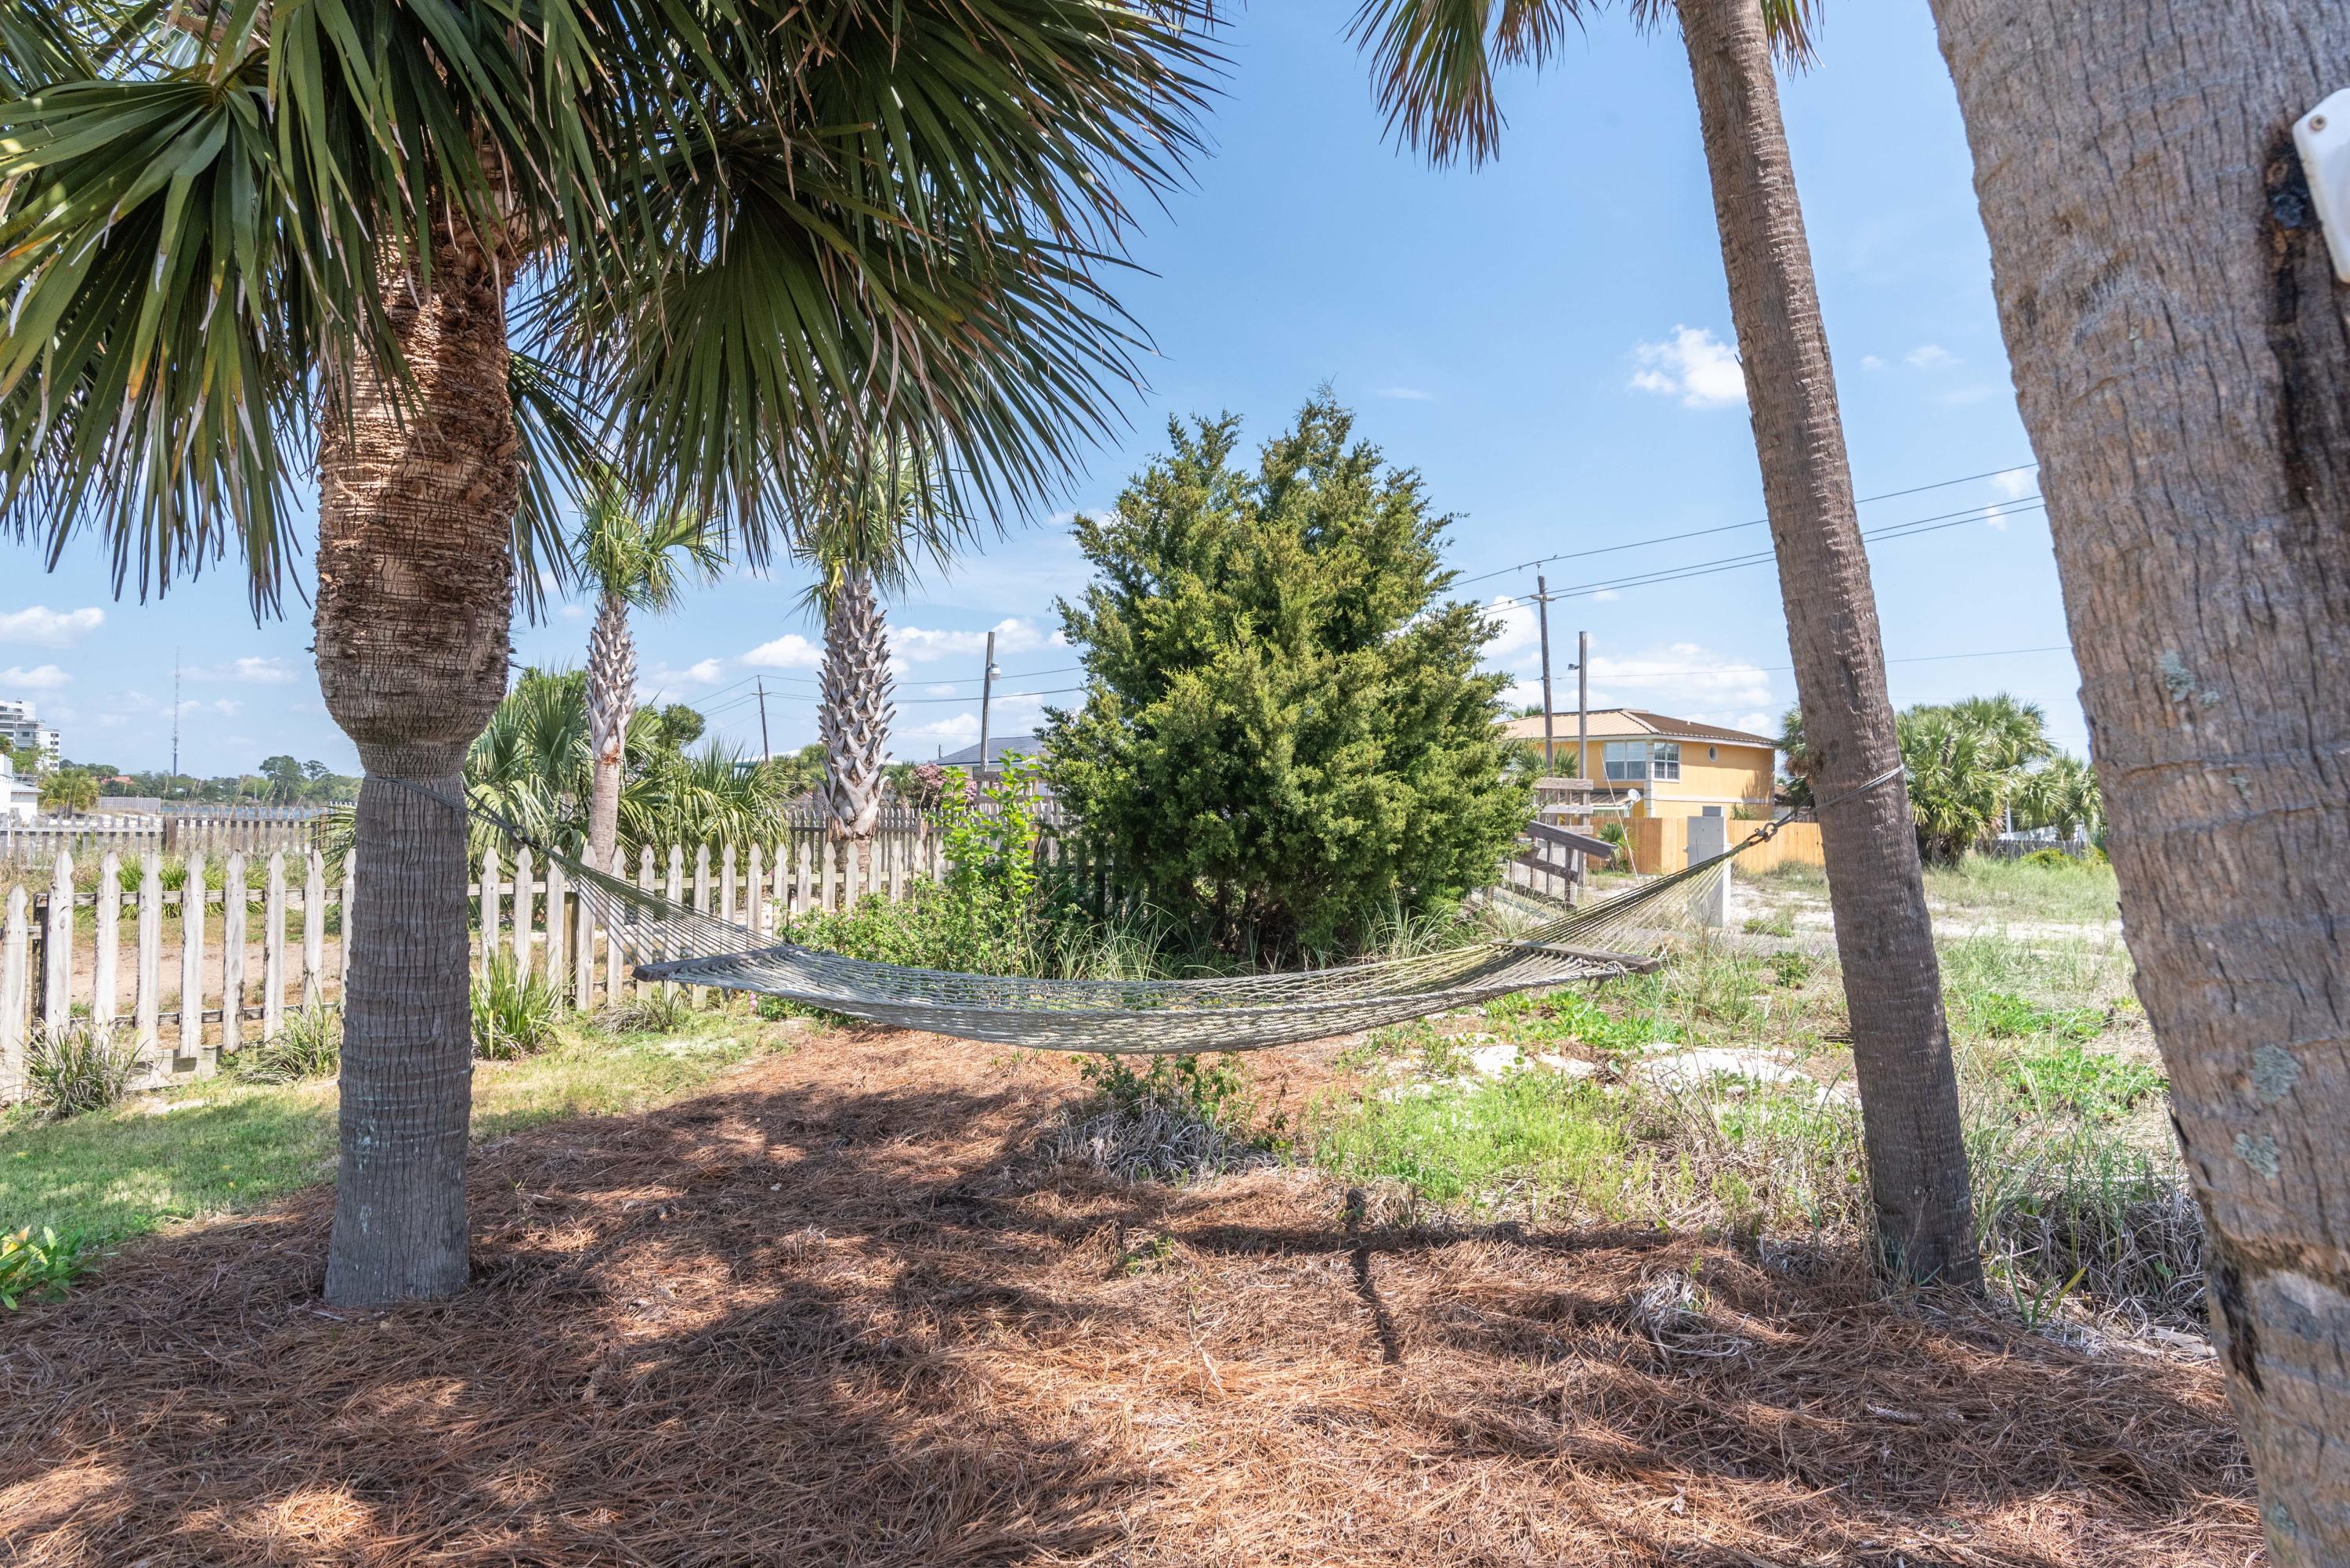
[546,859,569,1003]
[43,850,72,1039]
[636,846,656,1000]
[95,850,119,1028]
[179,851,205,1068]
[304,850,325,1007]
[748,844,767,938]
[339,849,357,997]
[691,844,710,1006]
[136,852,160,1060]
[512,845,534,985]
[2,887,26,1099]
[481,844,504,981]
[264,851,287,1040]
[664,845,684,1002]
[720,843,737,928]
[222,852,248,1057]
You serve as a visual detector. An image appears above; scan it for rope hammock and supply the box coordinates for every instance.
[407,782,1831,1053]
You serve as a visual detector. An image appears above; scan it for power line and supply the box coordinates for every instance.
[1521,498,2042,605]
[1455,461,2039,590]
[1576,644,2074,684]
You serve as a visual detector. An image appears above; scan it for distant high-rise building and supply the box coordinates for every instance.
[0,699,63,770]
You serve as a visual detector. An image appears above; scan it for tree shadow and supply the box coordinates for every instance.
[0,1042,2258,1566]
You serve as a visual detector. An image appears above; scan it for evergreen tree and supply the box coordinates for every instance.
[1045,396,1525,957]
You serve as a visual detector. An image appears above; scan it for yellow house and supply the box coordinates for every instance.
[1501,708,1777,821]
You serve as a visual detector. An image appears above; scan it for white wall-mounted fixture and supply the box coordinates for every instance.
[2295,89,2350,284]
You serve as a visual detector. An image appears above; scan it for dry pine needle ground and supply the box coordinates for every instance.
[0,1030,2258,1566]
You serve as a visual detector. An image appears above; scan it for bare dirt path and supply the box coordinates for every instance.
[0,1028,2256,1566]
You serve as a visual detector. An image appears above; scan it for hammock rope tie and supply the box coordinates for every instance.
[371,775,1856,1053]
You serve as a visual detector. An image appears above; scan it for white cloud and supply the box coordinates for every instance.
[890,616,1064,666]
[1591,588,1619,602]
[0,664,70,690]
[649,659,727,688]
[1990,468,2035,500]
[1629,326,1746,410]
[1859,354,1885,371]
[1376,386,1437,402]
[0,606,104,648]
[559,604,587,621]
[1904,344,1957,370]
[1736,711,1772,735]
[1480,594,1542,667]
[742,633,823,670]
[183,655,297,685]
[924,684,960,697]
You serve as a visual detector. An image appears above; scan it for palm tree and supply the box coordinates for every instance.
[1926,9,2349,1538]
[1352,0,1978,1286]
[575,477,723,873]
[0,2,1211,1305]
[798,439,967,883]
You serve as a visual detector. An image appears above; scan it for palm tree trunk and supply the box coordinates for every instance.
[1676,0,1979,1287]
[313,228,519,1306]
[1929,2,2349,1553]
[585,589,634,870]
[818,566,895,885]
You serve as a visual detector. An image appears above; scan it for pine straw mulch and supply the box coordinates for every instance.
[0,1028,2260,1567]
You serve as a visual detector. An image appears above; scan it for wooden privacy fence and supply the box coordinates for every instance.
[0,818,953,1107]
[1622,815,1824,876]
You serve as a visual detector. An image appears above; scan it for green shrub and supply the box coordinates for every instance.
[1768,950,1813,988]
[1042,396,1528,959]
[472,957,562,1060]
[2005,1041,2167,1122]
[230,1006,342,1084]
[25,1021,141,1119]
[0,1225,85,1308]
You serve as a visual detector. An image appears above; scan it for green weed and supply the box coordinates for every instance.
[0,1225,85,1307]
[2005,1040,2166,1122]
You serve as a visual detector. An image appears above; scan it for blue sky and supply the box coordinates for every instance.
[3,0,2081,778]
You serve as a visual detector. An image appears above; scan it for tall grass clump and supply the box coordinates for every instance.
[472,957,563,1060]
[230,1006,342,1084]
[24,1021,141,1119]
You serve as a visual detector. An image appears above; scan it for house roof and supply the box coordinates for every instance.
[1500,709,1776,748]
[934,732,1041,768]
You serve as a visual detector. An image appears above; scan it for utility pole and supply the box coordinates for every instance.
[1535,576,1556,775]
[1577,630,1590,783]
[755,677,771,762]
[171,649,181,789]
[975,629,998,782]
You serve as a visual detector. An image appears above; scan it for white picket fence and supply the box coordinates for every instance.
[0,822,947,1105]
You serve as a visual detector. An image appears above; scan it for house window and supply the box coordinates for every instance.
[1651,742,1681,782]
[1602,741,1645,782]
[1706,745,1719,761]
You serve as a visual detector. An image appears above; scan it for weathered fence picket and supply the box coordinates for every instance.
[0,814,978,1104]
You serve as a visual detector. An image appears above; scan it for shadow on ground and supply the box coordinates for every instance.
[0,1030,2258,1566]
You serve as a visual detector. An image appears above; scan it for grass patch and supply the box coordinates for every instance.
[2003,1040,2166,1122]
[0,1009,815,1248]
[1921,854,2120,925]
[1044,1053,1282,1183]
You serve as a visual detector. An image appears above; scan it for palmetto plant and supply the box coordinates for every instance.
[576,475,724,873]
[1350,0,1977,1287]
[799,438,967,878]
[0,0,1210,1306]
[468,672,789,860]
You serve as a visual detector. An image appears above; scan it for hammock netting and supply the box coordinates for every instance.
[479,807,1774,1053]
